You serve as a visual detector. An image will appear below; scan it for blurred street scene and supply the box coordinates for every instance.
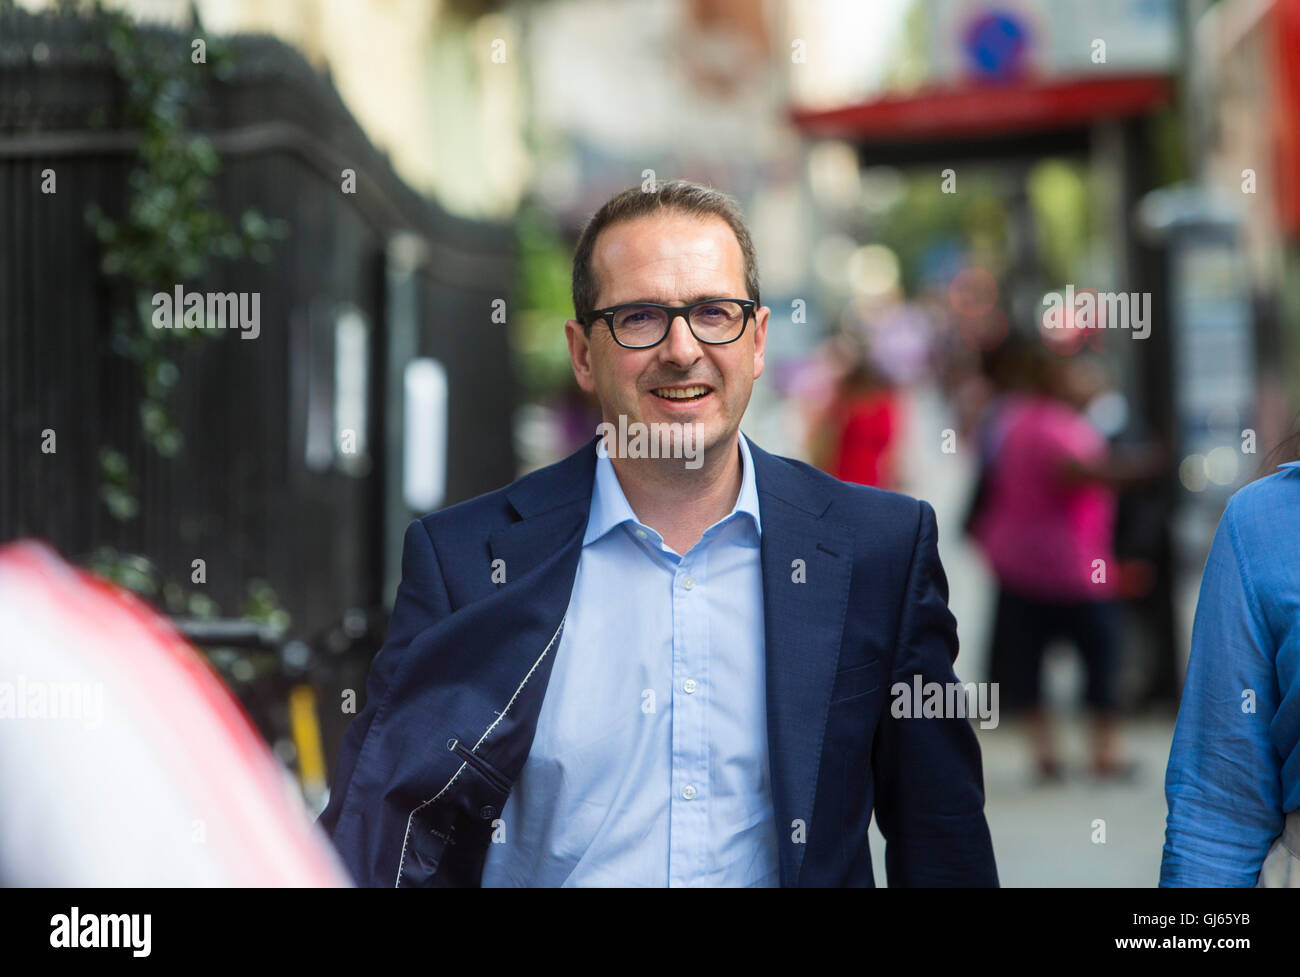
[4,0,1299,885]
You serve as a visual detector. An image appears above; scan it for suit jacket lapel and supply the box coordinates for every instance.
[749,437,854,887]
[487,435,598,584]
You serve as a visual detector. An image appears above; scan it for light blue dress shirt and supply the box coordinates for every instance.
[481,431,780,887]
[1161,461,1300,886]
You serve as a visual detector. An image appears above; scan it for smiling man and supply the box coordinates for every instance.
[318,180,998,887]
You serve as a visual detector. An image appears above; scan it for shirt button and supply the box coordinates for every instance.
[479,805,497,820]
[682,575,695,590]
[635,529,647,539]
[683,679,697,694]
[681,784,697,800]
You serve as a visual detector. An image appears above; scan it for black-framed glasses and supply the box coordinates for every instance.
[585,298,755,349]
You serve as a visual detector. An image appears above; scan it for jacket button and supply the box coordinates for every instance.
[479,805,497,820]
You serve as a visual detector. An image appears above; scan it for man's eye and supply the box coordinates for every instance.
[695,306,732,322]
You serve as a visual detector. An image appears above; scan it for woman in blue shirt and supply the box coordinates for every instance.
[1161,461,1300,887]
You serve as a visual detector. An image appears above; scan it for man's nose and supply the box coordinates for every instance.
[660,314,703,366]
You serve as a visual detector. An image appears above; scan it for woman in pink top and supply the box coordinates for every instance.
[972,347,1161,782]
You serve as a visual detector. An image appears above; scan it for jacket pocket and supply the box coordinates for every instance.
[450,737,512,794]
[830,661,881,703]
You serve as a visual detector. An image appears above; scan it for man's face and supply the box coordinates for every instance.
[564,211,768,461]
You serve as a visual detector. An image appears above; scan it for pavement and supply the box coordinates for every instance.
[877,711,1178,887]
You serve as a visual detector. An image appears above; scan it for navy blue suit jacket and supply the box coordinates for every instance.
[317,434,998,887]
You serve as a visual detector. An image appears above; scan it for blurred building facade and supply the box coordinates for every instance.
[17,0,530,217]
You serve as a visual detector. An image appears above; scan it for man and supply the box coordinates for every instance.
[318,180,998,887]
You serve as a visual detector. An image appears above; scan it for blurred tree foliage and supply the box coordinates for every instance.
[84,545,288,629]
[873,169,1010,293]
[70,0,288,518]
[1028,159,1090,285]
[874,160,1099,293]
[511,201,577,400]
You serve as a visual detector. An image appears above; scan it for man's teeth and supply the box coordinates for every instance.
[653,386,710,400]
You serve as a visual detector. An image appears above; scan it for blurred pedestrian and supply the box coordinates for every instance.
[1161,453,1300,887]
[810,340,902,489]
[971,345,1161,783]
[961,334,1039,537]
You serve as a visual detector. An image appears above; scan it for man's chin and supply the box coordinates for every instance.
[597,409,729,469]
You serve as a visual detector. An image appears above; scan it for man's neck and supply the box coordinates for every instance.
[608,432,743,556]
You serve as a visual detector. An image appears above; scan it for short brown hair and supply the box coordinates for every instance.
[571,180,760,332]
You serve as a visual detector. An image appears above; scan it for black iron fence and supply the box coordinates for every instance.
[0,5,519,786]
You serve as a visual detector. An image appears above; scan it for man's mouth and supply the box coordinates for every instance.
[649,384,713,402]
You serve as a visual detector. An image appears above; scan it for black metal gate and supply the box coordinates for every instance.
[1,6,519,787]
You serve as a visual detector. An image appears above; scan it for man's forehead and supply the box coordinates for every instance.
[591,213,744,303]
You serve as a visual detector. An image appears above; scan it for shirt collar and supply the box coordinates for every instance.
[584,430,762,546]
[1279,461,1300,470]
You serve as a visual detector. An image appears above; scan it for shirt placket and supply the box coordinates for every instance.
[668,541,710,887]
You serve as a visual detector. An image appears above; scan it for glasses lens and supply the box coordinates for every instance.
[689,301,746,343]
[612,305,669,347]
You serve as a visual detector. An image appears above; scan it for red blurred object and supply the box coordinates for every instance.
[1115,557,1158,600]
[828,391,901,489]
[0,541,351,886]
[790,74,1171,142]
[1275,0,1300,234]
[1039,286,1106,355]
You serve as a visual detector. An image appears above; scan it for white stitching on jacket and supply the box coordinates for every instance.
[393,613,567,887]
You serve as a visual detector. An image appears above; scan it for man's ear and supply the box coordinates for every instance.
[751,305,769,381]
[565,318,597,394]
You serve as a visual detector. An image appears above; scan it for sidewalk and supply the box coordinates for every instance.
[866,712,1177,886]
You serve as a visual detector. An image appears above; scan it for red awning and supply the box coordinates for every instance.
[790,74,1172,142]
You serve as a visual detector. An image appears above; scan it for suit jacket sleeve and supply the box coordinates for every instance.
[316,518,452,845]
[871,500,999,886]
